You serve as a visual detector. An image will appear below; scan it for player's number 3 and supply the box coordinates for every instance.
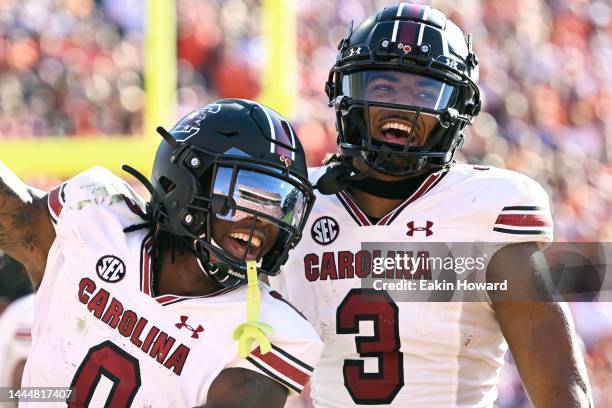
[68,341,141,407]
[336,289,404,404]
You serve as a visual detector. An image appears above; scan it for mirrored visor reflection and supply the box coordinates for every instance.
[212,167,306,228]
[342,70,456,110]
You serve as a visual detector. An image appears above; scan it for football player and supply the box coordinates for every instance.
[0,293,34,394]
[0,99,323,407]
[270,4,591,408]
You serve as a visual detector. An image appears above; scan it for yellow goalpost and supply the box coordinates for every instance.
[0,0,296,179]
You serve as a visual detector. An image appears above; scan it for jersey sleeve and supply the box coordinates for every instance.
[226,287,323,396]
[47,166,146,239]
[490,175,553,244]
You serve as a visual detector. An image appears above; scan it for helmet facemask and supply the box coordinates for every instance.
[333,69,475,176]
[198,158,310,287]
[154,144,314,288]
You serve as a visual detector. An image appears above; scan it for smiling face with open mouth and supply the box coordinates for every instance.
[341,70,454,148]
[210,216,280,262]
[369,109,439,147]
[364,72,443,147]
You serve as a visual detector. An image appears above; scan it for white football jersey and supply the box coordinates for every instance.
[21,167,322,407]
[0,294,34,389]
[270,163,553,408]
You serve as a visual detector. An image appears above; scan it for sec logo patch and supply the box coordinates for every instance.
[311,216,339,245]
[96,255,126,283]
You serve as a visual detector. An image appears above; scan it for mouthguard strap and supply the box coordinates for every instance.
[232,260,273,358]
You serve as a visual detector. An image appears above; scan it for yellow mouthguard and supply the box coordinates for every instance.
[232,260,273,358]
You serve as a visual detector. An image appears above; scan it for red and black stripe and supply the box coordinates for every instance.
[493,206,552,235]
[48,183,66,223]
[246,344,313,393]
[271,119,295,159]
[495,213,549,228]
[404,4,425,19]
[397,21,418,45]
[336,191,372,226]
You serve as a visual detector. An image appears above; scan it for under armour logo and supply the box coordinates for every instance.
[406,221,434,237]
[349,47,361,56]
[444,57,459,70]
[175,316,204,339]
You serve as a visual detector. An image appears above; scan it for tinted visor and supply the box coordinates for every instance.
[212,166,307,229]
[342,70,456,110]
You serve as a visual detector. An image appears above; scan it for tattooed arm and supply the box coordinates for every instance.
[0,161,55,287]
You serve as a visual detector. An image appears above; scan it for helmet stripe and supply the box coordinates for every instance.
[441,28,450,56]
[421,6,430,21]
[406,4,423,19]
[269,116,296,160]
[416,22,425,45]
[257,103,296,160]
[258,104,277,154]
[274,120,292,153]
[416,15,427,45]
[398,21,417,45]
[391,3,407,42]
[258,104,296,160]
[286,122,297,160]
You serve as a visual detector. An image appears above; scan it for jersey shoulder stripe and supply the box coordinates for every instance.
[48,183,66,223]
[246,344,314,393]
[493,206,552,236]
[270,344,314,371]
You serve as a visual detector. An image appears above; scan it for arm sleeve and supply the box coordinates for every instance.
[226,288,323,396]
[47,166,145,240]
[490,176,553,245]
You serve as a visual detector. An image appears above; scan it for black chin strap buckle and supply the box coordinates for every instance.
[440,108,459,128]
[367,144,391,171]
[314,160,354,195]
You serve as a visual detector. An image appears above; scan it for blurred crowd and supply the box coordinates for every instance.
[0,0,611,406]
[0,0,144,136]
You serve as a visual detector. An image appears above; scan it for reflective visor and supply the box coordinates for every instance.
[212,166,307,228]
[342,70,456,110]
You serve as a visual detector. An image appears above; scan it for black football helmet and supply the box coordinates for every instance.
[145,99,314,288]
[325,4,481,176]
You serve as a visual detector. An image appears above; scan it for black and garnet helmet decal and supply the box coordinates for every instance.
[149,99,315,287]
[326,4,482,175]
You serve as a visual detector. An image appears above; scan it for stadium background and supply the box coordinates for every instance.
[0,0,610,406]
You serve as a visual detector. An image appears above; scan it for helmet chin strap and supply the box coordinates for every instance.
[316,143,447,198]
[194,237,263,287]
[194,237,235,286]
[315,145,391,195]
